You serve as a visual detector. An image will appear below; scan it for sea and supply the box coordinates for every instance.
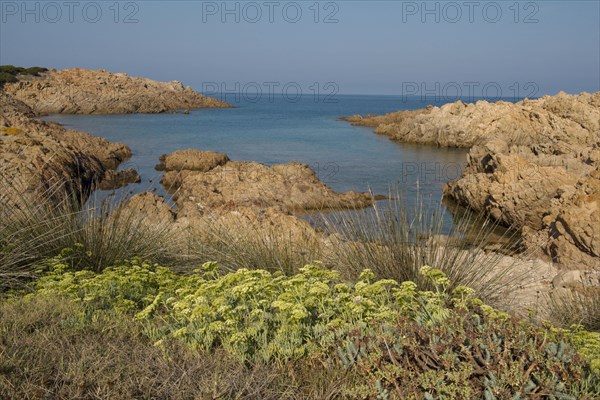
[44,94,518,230]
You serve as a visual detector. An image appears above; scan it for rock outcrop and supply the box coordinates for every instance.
[0,90,134,202]
[118,192,176,226]
[126,149,377,253]
[157,149,231,192]
[4,68,230,115]
[158,149,375,216]
[98,168,141,191]
[345,92,600,269]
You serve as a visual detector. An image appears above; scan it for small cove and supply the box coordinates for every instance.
[45,94,472,230]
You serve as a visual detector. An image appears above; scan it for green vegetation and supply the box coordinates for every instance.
[1,181,599,398]
[0,65,48,87]
[2,255,598,398]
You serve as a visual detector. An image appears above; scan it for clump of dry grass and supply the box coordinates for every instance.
[317,192,535,309]
[185,214,324,276]
[546,287,600,332]
[0,180,180,290]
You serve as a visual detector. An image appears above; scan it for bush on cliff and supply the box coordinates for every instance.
[2,254,597,399]
[0,72,18,86]
[0,65,48,86]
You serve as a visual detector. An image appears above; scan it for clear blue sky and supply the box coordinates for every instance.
[1,0,599,96]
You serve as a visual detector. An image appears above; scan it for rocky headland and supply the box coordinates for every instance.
[0,90,134,202]
[344,92,600,274]
[0,67,232,201]
[3,68,230,115]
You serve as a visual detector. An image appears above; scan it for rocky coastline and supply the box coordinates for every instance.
[2,68,598,314]
[0,67,231,201]
[0,67,375,265]
[0,90,133,203]
[120,148,377,246]
[344,92,600,273]
[3,68,231,115]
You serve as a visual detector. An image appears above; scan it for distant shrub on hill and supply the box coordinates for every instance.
[0,72,18,85]
[0,65,48,87]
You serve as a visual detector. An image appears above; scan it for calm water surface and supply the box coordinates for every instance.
[45,94,472,228]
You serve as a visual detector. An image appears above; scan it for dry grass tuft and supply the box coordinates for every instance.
[317,193,536,310]
[0,181,180,290]
[546,287,600,332]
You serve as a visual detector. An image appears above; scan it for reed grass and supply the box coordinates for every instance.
[0,179,178,290]
[317,192,538,309]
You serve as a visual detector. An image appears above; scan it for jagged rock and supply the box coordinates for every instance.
[0,90,132,203]
[157,149,230,192]
[149,149,376,251]
[99,168,141,190]
[4,68,230,115]
[170,159,374,214]
[345,91,600,269]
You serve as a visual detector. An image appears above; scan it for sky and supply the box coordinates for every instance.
[1,0,599,96]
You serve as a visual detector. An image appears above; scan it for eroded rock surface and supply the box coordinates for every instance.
[0,90,133,201]
[157,149,231,192]
[158,149,374,215]
[345,92,600,269]
[4,68,230,115]
[99,168,141,191]
[126,149,376,256]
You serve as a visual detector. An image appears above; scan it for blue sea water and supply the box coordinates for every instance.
[45,94,469,207]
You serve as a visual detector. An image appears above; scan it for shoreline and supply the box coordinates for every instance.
[2,68,598,317]
[342,92,600,271]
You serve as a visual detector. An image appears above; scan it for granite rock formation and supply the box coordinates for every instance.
[4,68,230,115]
[345,92,600,269]
[0,90,133,202]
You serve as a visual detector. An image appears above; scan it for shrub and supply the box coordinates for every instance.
[0,65,48,87]
[0,72,18,86]
[21,255,599,398]
[0,65,48,76]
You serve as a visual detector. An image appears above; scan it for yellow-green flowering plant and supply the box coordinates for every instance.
[26,251,600,398]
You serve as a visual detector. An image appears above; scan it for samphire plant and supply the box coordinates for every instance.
[23,252,600,399]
